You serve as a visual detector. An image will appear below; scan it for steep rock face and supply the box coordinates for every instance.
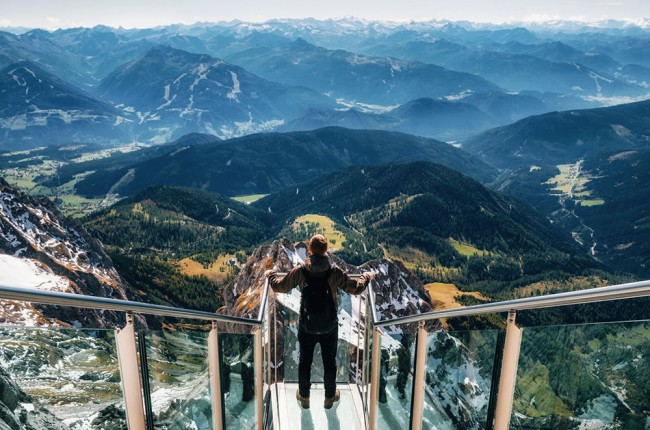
[222,238,436,325]
[0,178,130,328]
[0,366,68,430]
[221,239,439,385]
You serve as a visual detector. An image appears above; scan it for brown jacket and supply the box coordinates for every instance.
[267,254,370,304]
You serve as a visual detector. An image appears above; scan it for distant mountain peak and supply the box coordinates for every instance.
[291,36,318,50]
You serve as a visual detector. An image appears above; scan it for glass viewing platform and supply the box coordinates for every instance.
[0,276,649,429]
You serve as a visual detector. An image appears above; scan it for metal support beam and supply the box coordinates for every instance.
[493,310,522,430]
[410,321,428,430]
[208,322,224,430]
[368,327,382,430]
[116,312,146,430]
[354,295,363,385]
[254,328,263,430]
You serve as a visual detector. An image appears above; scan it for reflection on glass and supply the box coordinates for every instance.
[424,329,499,430]
[0,327,124,429]
[375,330,418,429]
[219,333,256,430]
[144,330,211,429]
[511,321,650,429]
[362,294,374,414]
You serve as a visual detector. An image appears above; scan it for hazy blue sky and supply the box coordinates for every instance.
[1,0,648,29]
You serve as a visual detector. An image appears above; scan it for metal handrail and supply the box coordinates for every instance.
[367,280,381,325]
[4,275,650,329]
[370,279,650,327]
[271,273,650,326]
[257,277,271,321]
[0,284,261,326]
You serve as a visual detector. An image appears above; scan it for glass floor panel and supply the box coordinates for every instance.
[277,383,364,430]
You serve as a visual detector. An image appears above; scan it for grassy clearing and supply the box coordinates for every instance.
[425,282,489,310]
[1,151,116,216]
[232,194,268,204]
[292,214,347,250]
[546,164,575,194]
[449,238,488,257]
[3,169,41,189]
[578,199,605,207]
[545,162,605,206]
[178,254,238,283]
[56,195,104,218]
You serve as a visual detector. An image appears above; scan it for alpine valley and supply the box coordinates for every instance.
[1,16,650,430]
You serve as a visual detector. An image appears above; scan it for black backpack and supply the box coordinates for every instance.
[299,267,338,334]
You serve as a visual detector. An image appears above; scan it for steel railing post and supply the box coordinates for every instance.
[485,329,507,430]
[116,312,146,430]
[409,321,428,430]
[368,326,382,430]
[208,322,224,430]
[254,328,263,430]
[493,310,522,430]
[354,294,362,385]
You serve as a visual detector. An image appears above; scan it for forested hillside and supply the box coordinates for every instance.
[83,186,277,311]
[73,127,497,198]
[256,162,609,297]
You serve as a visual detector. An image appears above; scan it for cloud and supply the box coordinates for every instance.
[0,18,11,26]
[46,16,60,24]
[522,13,563,22]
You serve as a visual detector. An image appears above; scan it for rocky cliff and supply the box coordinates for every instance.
[0,178,131,328]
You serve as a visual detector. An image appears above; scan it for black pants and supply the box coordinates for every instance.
[298,326,338,398]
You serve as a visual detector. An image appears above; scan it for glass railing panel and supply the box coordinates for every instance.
[424,329,500,430]
[262,304,272,428]
[281,290,353,384]
[511,320,650,429]
[219,332,257,430]
[374,327,422,429]
[0,327,124,429]
[362,293,374,415]
[143,330,212,429]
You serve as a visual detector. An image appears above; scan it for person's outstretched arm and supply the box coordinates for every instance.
[265,266,304,293]
[333,268,374,295]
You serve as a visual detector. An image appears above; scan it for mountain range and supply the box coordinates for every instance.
[465,99,650,278]
[1,20,649,148]
[96,45,335,141]
[279,94,547,141]
[220,37,502,105]
[71,127,497,198]
[360,38,648,99]
[464,98,650,169]
[1,17,650,430]
[0,61,127,148]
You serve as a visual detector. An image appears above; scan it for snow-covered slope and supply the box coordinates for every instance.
[96,45,334,143]
[0,177,130,327]
[0,61,129,149]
